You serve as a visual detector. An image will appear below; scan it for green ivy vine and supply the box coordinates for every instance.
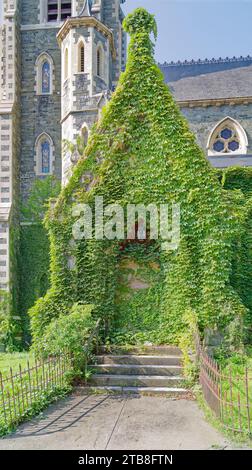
[29,8,251,351]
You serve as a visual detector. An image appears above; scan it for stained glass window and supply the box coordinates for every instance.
[212,126,240,154]
[213,140,224,152]
[228,140,239,152]
[220,128,232,140]
[42,61,50,94]
[41,140,50,174]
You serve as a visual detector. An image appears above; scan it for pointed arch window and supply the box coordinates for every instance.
[41,140,50,174]
[35,133,54,175]
[35,52,54,95]
[97,47,102,78]
[81,125,89,146]
[78,42,85,73]
[207,117,248,156]
[64,48,69,80]
[42,61,50,93]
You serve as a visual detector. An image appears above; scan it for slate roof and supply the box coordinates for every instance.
[159,57,252,101]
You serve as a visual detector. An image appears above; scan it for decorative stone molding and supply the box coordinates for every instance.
[159,55,252,67]
[177,96,252,109]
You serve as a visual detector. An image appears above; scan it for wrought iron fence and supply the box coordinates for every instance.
[0,318,102,433]
[83,318,101,384]
[0,354,71,432]
[195,332,252,435]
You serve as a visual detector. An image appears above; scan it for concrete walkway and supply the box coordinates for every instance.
[0,393,231,450]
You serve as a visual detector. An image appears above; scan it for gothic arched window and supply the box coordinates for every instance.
[81,125,89,146]
[97,47,102,78]
[35,52,54,95]
[35,133,54,175]
[42,61,50,93]
[207,117,248,156]
[41,140,50,174]
[78,42,85,73]
[64,48,69,80]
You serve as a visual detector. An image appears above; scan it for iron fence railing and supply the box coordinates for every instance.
[0,354,71,432]
[0,319,102,432]
[83,318,101,384]
[195,331,252,435]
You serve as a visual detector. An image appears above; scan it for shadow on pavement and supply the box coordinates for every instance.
[6,394,131,438]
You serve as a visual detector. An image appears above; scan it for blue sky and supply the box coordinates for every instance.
[123,0,252,63]
[0,1,250,64]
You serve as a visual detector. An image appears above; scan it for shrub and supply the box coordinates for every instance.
[0,290,12,351]
[40,303,96,376]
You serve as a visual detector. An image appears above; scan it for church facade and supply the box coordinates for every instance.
[1,0,252,335]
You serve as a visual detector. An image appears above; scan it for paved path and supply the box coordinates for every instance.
[0,394,232,450]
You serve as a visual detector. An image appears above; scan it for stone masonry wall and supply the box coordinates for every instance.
[21,0,39,25]
[20,28,62,201]
[181,104,252,155]
[102,0,122,85]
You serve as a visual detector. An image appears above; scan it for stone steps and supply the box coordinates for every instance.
[85,345,187,396]
[91,364,183,376]
[77,386,188,396]
[90,374,184,388]
[94,355,182,366]
[99,345,182,356]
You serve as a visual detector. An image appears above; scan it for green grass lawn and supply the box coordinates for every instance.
[0,352,34,379]
[0,352,71,435]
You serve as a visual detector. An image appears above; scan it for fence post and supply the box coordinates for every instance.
[219,365,223,423]
[10,367,17,423]
[19,364,25,416]
[245,367,251,435]
[0,371,7,426]
[27,361,33,408]
[229,367,234,431]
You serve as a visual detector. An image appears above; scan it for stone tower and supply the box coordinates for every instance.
[0,0,21,300]
[58,0,126,185]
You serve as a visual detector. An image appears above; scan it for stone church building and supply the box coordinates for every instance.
[1,0,252,326]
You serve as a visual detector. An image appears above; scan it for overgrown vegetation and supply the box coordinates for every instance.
[0,291,12,351]
[0,304,97,436]
[29,8,251,355]
[18,176,60,345]
[40,303,96,377]
[219,167,252,345]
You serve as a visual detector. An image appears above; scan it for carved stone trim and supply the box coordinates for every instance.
[177,96,252,108]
